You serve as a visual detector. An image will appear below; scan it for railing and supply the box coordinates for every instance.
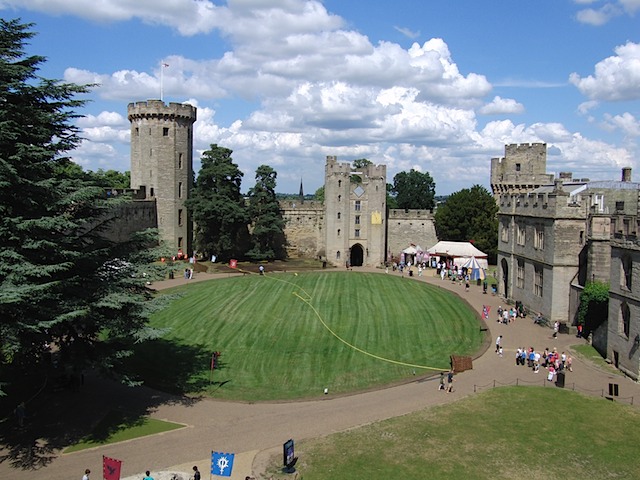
[473,377,635,405]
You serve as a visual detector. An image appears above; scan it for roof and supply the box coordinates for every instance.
[426,241,487,258]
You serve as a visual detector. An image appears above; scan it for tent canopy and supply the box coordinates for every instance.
[427,241,488,269]
[462,256,486,280]
[402,244,423,254]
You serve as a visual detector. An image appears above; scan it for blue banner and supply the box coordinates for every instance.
[211,451,235,477]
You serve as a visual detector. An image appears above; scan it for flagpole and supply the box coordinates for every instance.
[160,62,165,102]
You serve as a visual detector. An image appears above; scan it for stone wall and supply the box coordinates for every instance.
[387,209,438,260]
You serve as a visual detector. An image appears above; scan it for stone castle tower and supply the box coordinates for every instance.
[128,100,197,256]
[490,143,554,196]
[324,156,387,267]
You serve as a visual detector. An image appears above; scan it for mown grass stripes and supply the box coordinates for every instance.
[126,271,482,401]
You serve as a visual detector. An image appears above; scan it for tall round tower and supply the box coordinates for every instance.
[128,100,197,257]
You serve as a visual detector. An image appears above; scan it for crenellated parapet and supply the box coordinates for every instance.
[127,100,197,122]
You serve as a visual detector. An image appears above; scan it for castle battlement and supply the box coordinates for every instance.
[127,100,197,122]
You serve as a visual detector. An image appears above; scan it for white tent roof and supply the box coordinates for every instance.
[402,244,423,254]
[426,241,487,258]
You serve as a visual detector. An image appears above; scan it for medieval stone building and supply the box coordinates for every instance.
[128,100,197,257]
[494,143,640,380]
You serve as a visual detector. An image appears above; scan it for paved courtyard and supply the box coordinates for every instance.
[2,266,638,480]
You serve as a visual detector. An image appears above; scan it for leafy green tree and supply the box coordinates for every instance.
[386,183,398,209]
[246,165,287,261]
[434,185,498,263]
[186,144,250,262]
[314,186,325,203]
[351,158,372,184]
[0,19,163,394]
[577,281,609,336]
[88,169,131,189]
[391,169,436,210]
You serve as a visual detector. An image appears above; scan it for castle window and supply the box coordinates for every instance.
[517,260,524,289]
[534,265,543,297]
[616,201,624,211]
[336,251,341,260]
[338,180,342,188]
[149,128,152,135]
[515,163,521,172]
[135,127,139,136]
[150,187,154,197]
[178,153,183,169]
[580,230,584,245]
[338,195,341,202]
[178,182,183,199]
[501,222,509,243]
[516,224,525,246]
[337,229,341,237]
[621,255,632,291]
[620,302,630,338]
[355,200,361,211]
[178,237,183,248]
[178,209,183,226]
[534,226,544,250]
[355,229,360,237]
[163,127,169,136]
[355,215,360,225]
[337,212,341,220]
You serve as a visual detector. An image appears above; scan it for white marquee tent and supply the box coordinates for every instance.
[426,241,489,269]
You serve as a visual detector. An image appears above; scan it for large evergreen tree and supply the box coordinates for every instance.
[186,144,250,261]
[0,19,163,394]
[391,169,436,210]
[246,165,287,261]
[434,184,498,263]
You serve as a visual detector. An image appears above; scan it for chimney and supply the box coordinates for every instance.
[622,167,632,182]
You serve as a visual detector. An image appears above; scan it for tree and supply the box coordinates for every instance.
[391,169,436,210]
[186,144,250,261]
[386,183,398,209]
[246,165,287,261]
[577,281,609,337]
[434,185,498,263]
[351,158,372,184]
[0,19,163,394]
[314,186,325,203]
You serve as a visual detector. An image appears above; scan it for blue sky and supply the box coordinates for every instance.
[2,0,639,194]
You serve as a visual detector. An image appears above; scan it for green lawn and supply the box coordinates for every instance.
[124,271,483,401]
[262,387,640,480]
[63,410,184,453]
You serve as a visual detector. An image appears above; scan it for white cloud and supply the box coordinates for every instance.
[569,41,640,101]
[478,96,525,115]
[602,112,640,136]
[394,26,420,39]
[575,0,640,25]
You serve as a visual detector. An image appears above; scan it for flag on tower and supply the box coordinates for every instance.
[162,62,169,67]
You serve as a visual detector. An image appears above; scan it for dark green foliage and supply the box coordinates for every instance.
[54,161,130,188]
[314,186,325,203]
[386,183,398,209]
[577,281,609,334]
[185,144,250,262]
[434,185,498,263]
[246,165,287,261]
[351,158,372,184]
[390,169,436,210]
[0,19,163,394]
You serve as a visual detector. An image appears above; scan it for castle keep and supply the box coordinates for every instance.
[128,100,197,256]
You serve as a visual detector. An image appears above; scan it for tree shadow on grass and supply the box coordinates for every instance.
[0,338,223,472]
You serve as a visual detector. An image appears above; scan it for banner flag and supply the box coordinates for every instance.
[211,451,235,477]
[482,305,491,320]
[229,259,238,269]
[103,456,122,480]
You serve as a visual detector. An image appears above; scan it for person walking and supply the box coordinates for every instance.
[446,369,454,393]
[495,335,502,353]
[192,465,201,480]
[143,471,154,480]
[82,469,90,480]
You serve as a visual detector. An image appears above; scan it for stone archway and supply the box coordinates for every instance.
[350,244,364,267]
[500,257,509,298]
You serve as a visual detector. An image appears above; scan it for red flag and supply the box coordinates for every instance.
[103,456,122,480]
[229,259,238,269]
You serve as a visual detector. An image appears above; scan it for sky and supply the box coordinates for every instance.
[1,0,639,195]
